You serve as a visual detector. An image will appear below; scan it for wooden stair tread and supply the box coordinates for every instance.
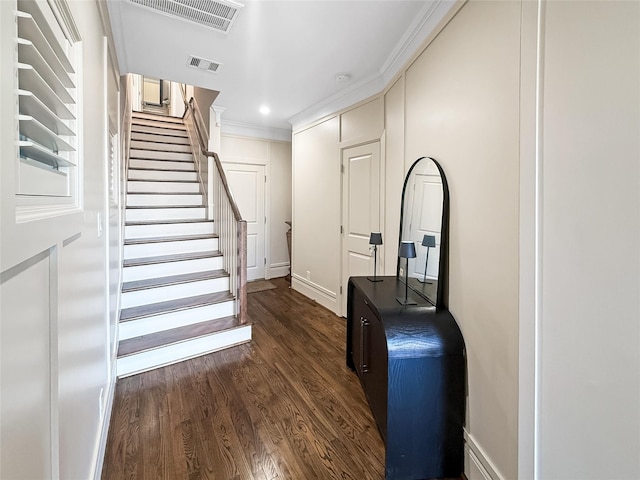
[125,205,205,209]
[126,191,200,194]
[124,233,217,245]
[131,123,187,132]
[125,219,213,226]
[129,151,193,158]
[117,316,240,358]
[123,250,222,267]
[127,192,201,196]
[122,269,228,293]
[127,178,198,184]
[119,291,234,323]
[131,119,187,130]
[129,158,195,165]
[132,112,185,123]
[131,123,189,139]
[127,166,196,172]
[130,127,188,138]
[130,136,191,146]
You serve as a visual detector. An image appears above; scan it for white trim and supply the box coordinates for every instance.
[289,74,385,132]
[267,261,289,279]
[289,0,460,132]
[105,2,129,73]
[380,0,457,85]
[47,0,81,43]
[212,106,225,127]
[533,2,546,478]
[291,274,337,313]
[463,430,506,480]
[518,1,543,479]
[90,364,116,480]
[221,119,291,142]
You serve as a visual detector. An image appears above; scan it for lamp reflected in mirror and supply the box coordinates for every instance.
[418,234,436,284]
[396,241,417,305]
[367,232,383,282]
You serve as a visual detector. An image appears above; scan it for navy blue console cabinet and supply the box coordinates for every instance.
[346,276,466,480]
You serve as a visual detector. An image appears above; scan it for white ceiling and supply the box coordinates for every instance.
[107,0,456,134]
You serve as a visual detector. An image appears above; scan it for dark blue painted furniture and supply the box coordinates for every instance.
[346,276,465,480]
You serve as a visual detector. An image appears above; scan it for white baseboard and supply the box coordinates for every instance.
[91,358,117,480]
[267,262,290,279]
[464,430,505,480]
[291,275,337,313]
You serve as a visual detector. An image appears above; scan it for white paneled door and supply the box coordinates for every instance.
[341,142,381,316]
[223,163,266,281]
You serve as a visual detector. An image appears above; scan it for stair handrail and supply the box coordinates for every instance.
[182,96,247,325]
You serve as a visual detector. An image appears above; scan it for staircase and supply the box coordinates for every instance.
[116,111,251,377]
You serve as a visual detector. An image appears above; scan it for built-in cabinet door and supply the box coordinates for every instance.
[366,313,388,440]
[350,290,368,379]
[350,288,388,440]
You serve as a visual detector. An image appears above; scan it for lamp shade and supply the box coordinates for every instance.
[369,232,383,245]
[398,241,416,259]
[422,234,436,248]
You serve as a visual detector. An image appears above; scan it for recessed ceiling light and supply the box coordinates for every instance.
[259,106,270,115]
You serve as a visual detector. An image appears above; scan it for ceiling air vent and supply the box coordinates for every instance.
[187,55,223,73]
[127,0,243,34]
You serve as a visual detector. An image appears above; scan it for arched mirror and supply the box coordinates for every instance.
[397,157,449,308]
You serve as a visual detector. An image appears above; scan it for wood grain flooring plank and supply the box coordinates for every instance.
[102,278,392,480]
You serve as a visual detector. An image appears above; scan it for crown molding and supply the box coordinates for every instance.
[221,120,292,142]
[380,0,458,85]
[289,0,460,132]
[289,74,385,132]
[105,1,130,73]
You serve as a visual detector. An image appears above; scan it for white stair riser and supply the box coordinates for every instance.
[117,325,251,378]
[124,238,218,259]
[123,256,223,282]
[131,125,188,137]
[128,169,197,182]
[121,276,230,309]
[129,159,195,171]
[125,207,206,222]
[128,181,200,193]
[130,149,192,162]
[130,140,192,153]
[125,221,213,239]
[119,300,236,340]
[131,132,190,145]
[126,193,203,207]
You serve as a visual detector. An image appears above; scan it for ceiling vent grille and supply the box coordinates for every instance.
[187,55,223,73]
[127,0,243,33]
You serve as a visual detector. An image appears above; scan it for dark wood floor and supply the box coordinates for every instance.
[102,278,386,480]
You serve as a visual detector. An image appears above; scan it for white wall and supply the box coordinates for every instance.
[292,117,341,309]
[535,1,640,478]
[404,3,521,478]
[292,2,640,479]
[383,77,406,275]
[0,1,120,478]
[219,134,292,279]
